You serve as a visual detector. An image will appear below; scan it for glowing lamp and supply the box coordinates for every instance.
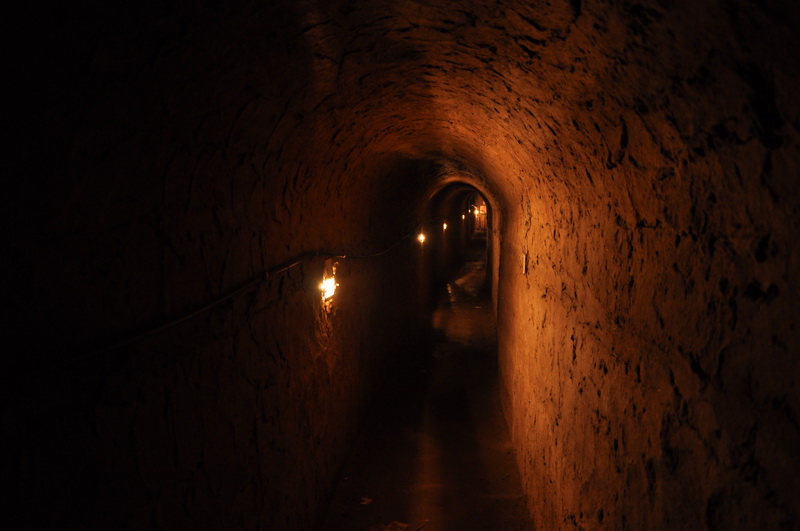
[320,276,337,301]
[461,214,465,220]
[442,222,448,230]
[417,233,426,244]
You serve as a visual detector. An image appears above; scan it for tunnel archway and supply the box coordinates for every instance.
[417,175,505,320]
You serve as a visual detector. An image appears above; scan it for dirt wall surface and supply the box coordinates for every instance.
[5,0,799,529]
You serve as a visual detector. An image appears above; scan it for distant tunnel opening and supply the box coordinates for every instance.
[415,179,503,324]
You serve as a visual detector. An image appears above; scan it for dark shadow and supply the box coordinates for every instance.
[321,236,529,530]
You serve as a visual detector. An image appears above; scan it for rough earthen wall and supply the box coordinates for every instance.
[9,3,423,529]
[492,2,800,528]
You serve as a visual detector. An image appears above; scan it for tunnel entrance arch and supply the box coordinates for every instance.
[416,180,502,321]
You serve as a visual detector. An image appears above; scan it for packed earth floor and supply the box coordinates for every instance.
[322,239,531,530]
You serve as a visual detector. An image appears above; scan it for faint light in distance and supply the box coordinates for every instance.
[442,222,448,230]
[417,233,426,244]
[461,214,465,220]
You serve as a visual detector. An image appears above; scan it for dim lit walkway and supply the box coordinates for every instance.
[322,239,530,530]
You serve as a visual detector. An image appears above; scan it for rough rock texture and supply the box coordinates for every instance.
[5,0,799,529]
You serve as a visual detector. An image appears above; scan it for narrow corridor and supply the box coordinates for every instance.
[9,2,799,528]
[322,239,530,530]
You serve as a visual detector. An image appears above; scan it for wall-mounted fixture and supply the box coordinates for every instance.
[320,259,338,310]
[320,277,336,300]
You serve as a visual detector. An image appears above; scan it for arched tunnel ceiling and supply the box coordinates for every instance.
[16,0,797,250]
[251,0,799,240]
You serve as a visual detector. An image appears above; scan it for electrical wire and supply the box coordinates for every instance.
[47,229,426,372]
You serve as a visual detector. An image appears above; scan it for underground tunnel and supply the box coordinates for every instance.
[5,0,800,529]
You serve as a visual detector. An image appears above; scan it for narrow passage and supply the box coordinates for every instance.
[322,240,530,530]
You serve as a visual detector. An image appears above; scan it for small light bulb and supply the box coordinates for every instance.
[320,277,337,300]
[461,214,465,220]
[443,222,448,230]
[417,233,426,244]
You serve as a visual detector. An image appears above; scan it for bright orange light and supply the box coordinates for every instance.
[461,214,465,220]
[320,276,337,301]
[417,233,426,244]
[442,222,448,230]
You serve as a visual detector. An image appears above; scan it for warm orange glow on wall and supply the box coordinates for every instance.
[473,203,487,231]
